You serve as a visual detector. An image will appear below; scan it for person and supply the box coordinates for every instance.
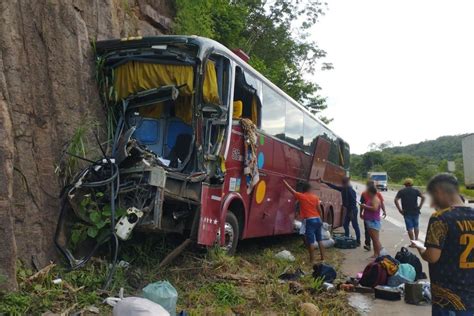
[411,173,474,316]
[360,185,383,258]
[394,178,426,243]
[320,176,361,246]
[283,180,325,263]
[360,180,386,251]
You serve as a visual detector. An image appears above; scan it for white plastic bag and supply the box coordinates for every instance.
[142,281,178,316]
[275,250,296,261]
[112,297,169,316]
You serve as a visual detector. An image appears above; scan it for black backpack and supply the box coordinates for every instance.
[312,263,337,283]
[395,247,425,280]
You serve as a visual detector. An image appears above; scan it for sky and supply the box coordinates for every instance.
[308,0,474,154]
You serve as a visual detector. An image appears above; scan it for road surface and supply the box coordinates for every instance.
[338,183,433,316]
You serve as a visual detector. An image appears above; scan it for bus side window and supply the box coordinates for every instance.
[233,67,261,126]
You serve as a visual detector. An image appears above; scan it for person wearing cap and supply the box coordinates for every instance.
[395,178,426,243]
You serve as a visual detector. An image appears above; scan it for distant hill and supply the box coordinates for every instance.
[383,134,469,161]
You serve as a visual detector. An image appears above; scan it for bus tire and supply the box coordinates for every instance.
[222,212,239,255]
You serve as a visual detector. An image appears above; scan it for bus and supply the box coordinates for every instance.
[90,36,350,254]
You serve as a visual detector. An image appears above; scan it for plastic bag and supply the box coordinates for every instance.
[113,297,170,316]
[143,281,178,316]
[275,250,296,261]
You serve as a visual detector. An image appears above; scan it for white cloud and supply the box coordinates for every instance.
[309,0,474,153]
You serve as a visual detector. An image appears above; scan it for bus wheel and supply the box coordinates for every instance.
[220,212,239,255]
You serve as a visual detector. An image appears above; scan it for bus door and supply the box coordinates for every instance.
[308,137,331,185]
[245,133,277,238]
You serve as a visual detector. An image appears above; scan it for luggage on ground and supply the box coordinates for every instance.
[404,282,426,305]
[376,255,400,276]
[374,286,402,301]
[395,247,425,280]
[334,236,358,249]
[312,263,337,283]
[387,263,416,286]
[359,262,388,288]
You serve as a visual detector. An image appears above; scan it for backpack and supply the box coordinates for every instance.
[359,262,388,288]
[375,255,400,276]
[312,263,337,283]
[395,247,424,280]
[387,263,416,287]
[334,236,358,249]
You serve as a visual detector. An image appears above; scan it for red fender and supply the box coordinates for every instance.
[218,192,247,245]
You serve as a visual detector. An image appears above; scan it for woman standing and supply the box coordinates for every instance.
[360,186,383,258]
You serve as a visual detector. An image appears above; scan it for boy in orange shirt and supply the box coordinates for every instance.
[283,180,325,263]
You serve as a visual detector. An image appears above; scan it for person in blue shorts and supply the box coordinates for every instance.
[395,178,425,244]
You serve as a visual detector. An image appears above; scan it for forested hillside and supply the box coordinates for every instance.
[383,134,467,161]
[351,134,468,185]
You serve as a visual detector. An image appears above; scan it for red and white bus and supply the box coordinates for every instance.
[95,36,350,253]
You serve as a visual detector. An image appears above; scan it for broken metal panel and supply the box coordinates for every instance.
[198,184,223,246]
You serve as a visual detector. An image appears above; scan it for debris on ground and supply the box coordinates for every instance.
[278,267,305,282]
[142,281,178,316]
[274,250,295,261]
[312,263,337,283]
[288,281,304,295]
[113,297,170,316]
[300,302,321,316]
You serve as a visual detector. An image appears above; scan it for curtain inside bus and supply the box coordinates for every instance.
[113,61,220,105]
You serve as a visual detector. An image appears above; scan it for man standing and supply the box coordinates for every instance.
[395,178,426,242]
[321,176,361,246]
[360,180,386,251]
[412,174,474,315]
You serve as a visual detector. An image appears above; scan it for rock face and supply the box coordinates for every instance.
[0,0,173,290]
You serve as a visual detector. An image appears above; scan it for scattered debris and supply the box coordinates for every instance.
[288,281,304,295]
[274,250,295,261]
[300,302,321,316]
[143,281,178,316]
[27,262,56,282]
[322,282,336,292]
[278,268,305,282]
[52,278,62,285]
[85,305,100,314]
[312,263,337,283]
[113,297,170,316]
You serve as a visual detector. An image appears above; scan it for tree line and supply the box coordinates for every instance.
[351,134,468,185]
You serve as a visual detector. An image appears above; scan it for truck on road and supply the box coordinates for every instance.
[462,134,474,189]
[368,171,388,191]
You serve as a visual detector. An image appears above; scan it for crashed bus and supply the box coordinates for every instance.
[56,36,350,263]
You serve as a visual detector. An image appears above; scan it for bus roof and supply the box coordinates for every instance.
[96,35,345,144]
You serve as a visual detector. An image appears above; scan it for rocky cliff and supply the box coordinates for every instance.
[0,0,173,290]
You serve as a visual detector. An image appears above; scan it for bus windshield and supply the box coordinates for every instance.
[371,175,387,181]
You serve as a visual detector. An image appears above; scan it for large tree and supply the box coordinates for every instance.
[174,0,332,122]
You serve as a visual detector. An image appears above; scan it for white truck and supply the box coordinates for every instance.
[368,171,388,191]
[462,134,474,189]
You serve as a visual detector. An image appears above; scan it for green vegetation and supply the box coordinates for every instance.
[1,235,356,315]
[174,0,332,122]
[351,134,468,186]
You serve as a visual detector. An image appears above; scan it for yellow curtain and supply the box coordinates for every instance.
[114,62,194,100]
[113,61,219,104]
[203,61,220,104]
[251,95,258,125]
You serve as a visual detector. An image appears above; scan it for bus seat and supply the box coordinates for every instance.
[133,118,164,155]
[233,100,243,119]
[165,118,193,156]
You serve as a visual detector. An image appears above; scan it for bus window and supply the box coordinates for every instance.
[285,103,303,147]
[303,114,325,153]
[327,138,340,166]
[233,67,261,126]
[261,84,285,139]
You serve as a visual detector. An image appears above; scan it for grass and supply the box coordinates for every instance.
[0,234,357,315]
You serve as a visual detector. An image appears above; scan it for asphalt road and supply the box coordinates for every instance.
[338,183,433,316]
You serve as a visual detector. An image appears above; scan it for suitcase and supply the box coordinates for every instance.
[334,236,358,249]
[374,286,402,301]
